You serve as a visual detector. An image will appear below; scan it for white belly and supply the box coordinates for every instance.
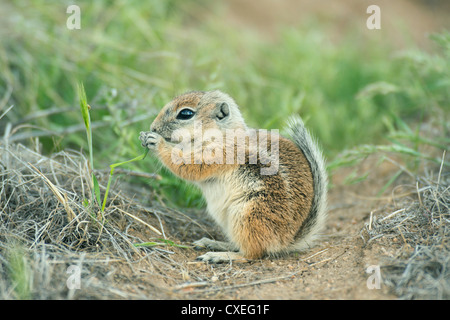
[196,175,244,240]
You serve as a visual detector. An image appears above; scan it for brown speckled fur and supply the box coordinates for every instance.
[230,136,313,258]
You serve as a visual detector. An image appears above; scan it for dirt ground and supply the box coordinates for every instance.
[223,0,450,48]
[99,156,407,300]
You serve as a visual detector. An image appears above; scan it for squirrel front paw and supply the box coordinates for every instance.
[140,131,162,150]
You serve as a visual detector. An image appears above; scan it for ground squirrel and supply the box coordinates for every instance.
[140,90,327,263]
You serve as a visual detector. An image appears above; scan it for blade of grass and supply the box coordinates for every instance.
[101,149,149,212]
[0,104,14,121]
[92,174,101,207]
[77,81,97,206]
[377,169,403,196]
[116,207,161,235]
[77,82,89,132]
[29,163,77,222]
[134,239,191,249]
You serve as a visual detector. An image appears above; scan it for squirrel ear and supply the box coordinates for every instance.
[215,102,230,121]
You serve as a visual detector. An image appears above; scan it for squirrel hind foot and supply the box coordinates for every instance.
[196,252,249,264]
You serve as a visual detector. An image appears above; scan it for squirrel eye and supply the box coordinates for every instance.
[176,108,195,120]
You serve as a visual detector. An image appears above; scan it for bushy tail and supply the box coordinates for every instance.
[286,116,328,251]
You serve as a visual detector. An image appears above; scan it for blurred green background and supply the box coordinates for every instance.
[0,0,449,206]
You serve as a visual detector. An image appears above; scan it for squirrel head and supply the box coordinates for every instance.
[150,90,247,141]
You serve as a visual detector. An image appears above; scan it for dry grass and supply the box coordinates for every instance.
[361,154,450,299]
[0,142,178,299]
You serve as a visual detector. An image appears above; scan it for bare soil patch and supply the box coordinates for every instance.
[223,0,450,48]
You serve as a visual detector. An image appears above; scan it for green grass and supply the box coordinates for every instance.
[77,81,150,213]
[1,1,448,206]
[6,245,32,300]
[133,239,192,249]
